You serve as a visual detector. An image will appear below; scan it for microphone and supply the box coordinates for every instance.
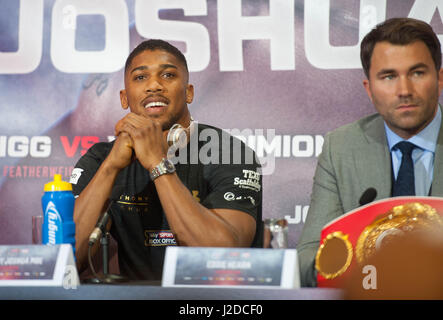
[359,188,377,206]
[88,211,111,246]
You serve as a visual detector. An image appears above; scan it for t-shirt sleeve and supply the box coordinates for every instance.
[69,142,111,197]
[201,162,262,221]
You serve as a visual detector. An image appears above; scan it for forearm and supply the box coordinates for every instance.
[74,159,120,270]
[116,117,255,246]
[154,173,251,247]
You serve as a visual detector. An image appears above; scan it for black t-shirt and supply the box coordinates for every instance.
[71,123,262,280]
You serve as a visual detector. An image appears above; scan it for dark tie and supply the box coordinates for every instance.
[392,141,416,196]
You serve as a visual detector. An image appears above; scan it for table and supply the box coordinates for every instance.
[0,283,342,300]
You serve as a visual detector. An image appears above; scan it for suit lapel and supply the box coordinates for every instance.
[354,115,392,199]
[357,107,443,197]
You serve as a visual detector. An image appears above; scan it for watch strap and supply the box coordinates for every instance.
[150,158,175,181]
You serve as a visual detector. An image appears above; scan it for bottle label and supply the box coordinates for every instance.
[44,201,63,244]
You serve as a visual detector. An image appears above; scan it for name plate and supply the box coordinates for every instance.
[162,247,300,288]
[0,244,79,288]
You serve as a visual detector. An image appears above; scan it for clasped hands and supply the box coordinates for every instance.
[108,113,169,172]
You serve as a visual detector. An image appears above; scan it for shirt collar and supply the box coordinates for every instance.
[385,105,441,153]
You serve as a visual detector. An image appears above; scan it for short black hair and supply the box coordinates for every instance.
[360,18,441,78]
[124,39,189,75]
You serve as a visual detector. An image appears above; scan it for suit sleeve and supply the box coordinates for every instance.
[296,132,345,287]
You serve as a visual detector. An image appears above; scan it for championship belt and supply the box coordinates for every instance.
[315,197,443,288]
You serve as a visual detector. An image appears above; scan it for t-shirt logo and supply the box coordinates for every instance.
[117,194,149,214]
[69,168,84,184]
[144,230,177,247]
[192,190,200,202]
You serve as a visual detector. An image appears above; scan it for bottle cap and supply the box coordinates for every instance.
[44,174,73,192]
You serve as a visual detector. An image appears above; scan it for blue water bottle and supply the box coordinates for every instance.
[41,174,76,255]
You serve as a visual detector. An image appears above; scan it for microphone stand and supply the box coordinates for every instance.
[84,231,127,284]
[100,231,127,283]
[101,232,110,276]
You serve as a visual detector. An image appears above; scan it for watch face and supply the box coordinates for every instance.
[164,159,175,172]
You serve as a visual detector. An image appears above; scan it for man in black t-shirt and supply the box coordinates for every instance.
[71,40,262,280]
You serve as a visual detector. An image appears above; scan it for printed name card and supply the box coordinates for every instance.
[0,244,79,287]
[162,247,300,288]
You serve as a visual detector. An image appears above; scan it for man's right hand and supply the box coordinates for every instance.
[74,131,133,271]
[105,132,134,170]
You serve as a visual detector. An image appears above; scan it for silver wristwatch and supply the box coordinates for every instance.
[150,158,176,181]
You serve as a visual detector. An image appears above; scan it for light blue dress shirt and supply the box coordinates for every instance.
[385,106,441,196]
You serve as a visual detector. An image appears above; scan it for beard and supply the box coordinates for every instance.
[147,105,188,131]
[381,100,438,138]
[372,81,440,138]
